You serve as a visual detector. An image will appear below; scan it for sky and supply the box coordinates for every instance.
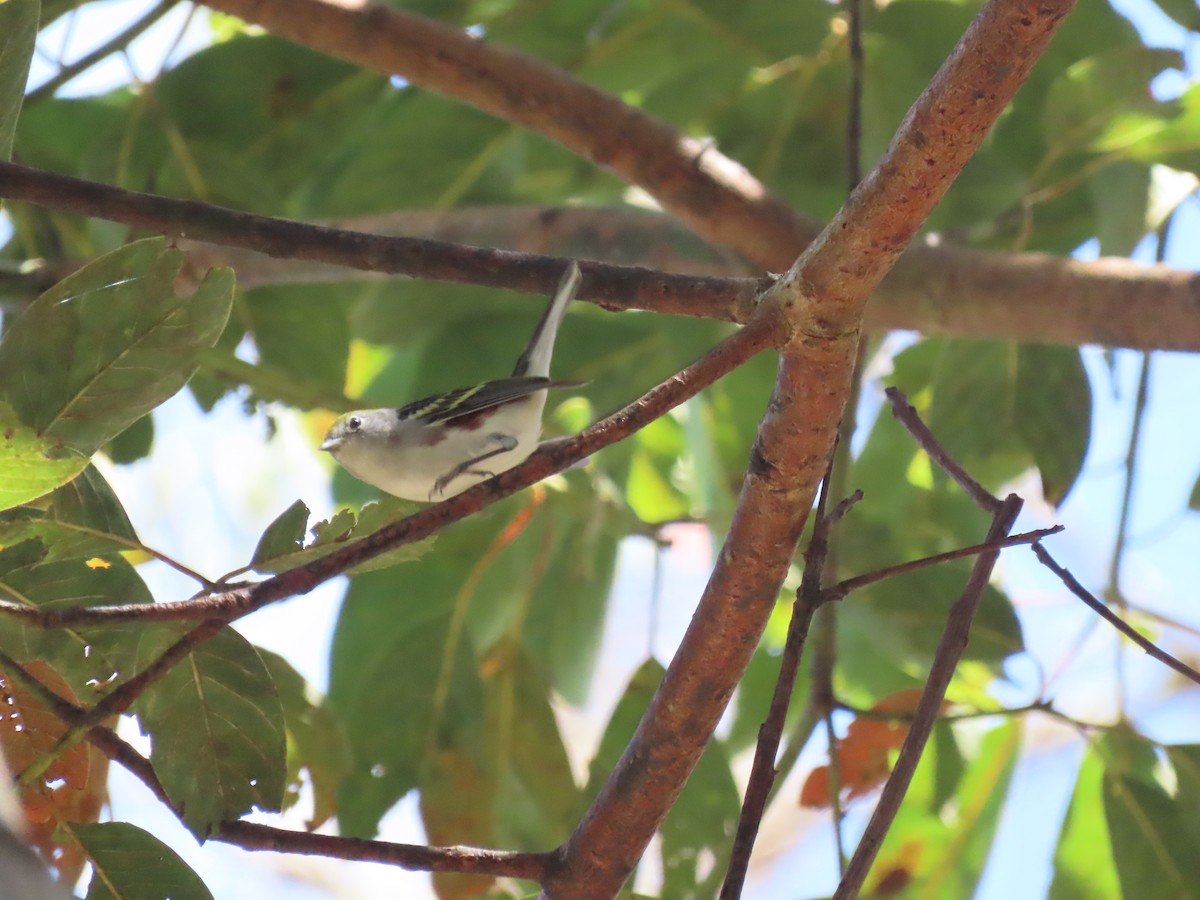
[10,1,1200,897]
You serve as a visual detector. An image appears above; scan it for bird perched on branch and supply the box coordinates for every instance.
[321,262,583,501]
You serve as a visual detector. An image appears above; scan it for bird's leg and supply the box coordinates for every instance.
[431,433,519,499]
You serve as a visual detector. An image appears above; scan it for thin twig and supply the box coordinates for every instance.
[885,387,997,512]
[836,698,1108,733]
[0,315,778,632]
[25,1,178,105]
[825,706,847,875]
[1032,543,1200,688]
[846,0,865,192]
[85,726,553,879]
[2,316,780,780]
[718,589,824,899]
[834,495,1022,899]
[1109,353,1152,613]
[828,526,1062,600]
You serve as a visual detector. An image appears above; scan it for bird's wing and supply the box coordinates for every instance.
[396,376,579,425]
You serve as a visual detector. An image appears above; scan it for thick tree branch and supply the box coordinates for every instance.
[174,0,1200,353]
[3,164,1198,349]
[201,0,809,271]
[543,1,1075,895]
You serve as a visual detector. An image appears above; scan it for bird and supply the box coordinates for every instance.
[320,262,583,501]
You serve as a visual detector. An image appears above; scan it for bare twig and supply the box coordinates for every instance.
[846,0,865,192]
[546,1,1074,893]
[835,495,1022,899]
[85,726,553,879]
[1108,352,1152,718]
[1109,353,1152,613]
[1032,543,1200,688]
[828,526,1063,600]
[885,387,997,512]
[0,315,777,633]
[216,821,552,878]
[24,0,178,104]
[718,588,823,899]
[719,455,843,898]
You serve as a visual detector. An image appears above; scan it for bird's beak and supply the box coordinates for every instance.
[319,435,341,452]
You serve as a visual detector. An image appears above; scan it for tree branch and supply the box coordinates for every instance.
[1,316,778,630]
[4,163,1199,349]
[169,0,1200,353]
[0,160,759,322]
[200,0,809,272]
[87,725,556,879]
[828,526,1062,600]
[1032,543,1200,688]
[543,0,1075,895]
[834,496,1022,898]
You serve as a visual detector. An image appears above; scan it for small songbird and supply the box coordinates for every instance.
[321,263,582,501]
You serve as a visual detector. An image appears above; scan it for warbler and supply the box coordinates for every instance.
[321,262,583,501]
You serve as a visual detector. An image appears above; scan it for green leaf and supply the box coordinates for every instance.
[487,648,583,849]
[728,640,810,753]
[241,284,352,400]
[1014,345,1093,505]
[937,720,1022,895]
[250,499,311,565]
[0,0,37,161]
[197,350,352,413]
[1104,770,1200,899]
[420,745,499,899]
[329,563,485,837]
[871,720,1019,896]
[73,821,213,900]
[910,339,1091,505]
[135,628,287,838]
[46,465,139,545]
[0,238,234,454]
[1153,0,1200,30]
[660,737,739,897]
[838,567,1023,698]
[257,648,351,830]
[1087,161,1152,257]
[519,494,620,704]
[0,401,89,511]
[105,414,155,465]
[587,659,664,799]
[1050,748,1120,900]
[249,496,431,575]
[0,513,153,687]
[1042,47,1182,158]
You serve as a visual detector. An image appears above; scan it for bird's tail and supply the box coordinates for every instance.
[512,261,581,379]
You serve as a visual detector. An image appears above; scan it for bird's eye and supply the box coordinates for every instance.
[348,416,362,431]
